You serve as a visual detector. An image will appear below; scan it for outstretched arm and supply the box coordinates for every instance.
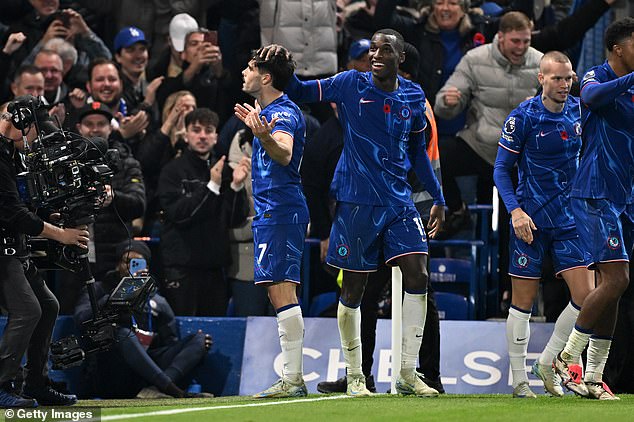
[581,71,634,110]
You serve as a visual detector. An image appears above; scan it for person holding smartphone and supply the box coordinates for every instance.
[74,240,214,399]
[156,28,232,127]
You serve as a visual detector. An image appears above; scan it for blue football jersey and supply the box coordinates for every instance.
[498,96,582,228]
[288,71,429,206]
[571,62,634,204]
[251,95,309,226]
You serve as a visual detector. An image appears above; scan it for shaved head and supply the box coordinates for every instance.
[539,51,571,74]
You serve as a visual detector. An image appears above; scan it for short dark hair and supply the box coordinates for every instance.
[499,11,532,33]
[88,58,120,82]
[252,48,296,92]
[13,65,42,84]
[374,28,405,53]
[185,107,219,128]
[605,17,634,52]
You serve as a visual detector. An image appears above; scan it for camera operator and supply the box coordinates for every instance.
[0,107,85,408]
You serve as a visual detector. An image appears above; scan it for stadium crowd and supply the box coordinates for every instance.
[0,0,632,405]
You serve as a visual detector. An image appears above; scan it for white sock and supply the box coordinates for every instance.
[507,306,531,387]
[562,326,592,363]
[338,301,363,378]
[400,292,427,380]
[585,337,612,384]
[277,305,304,384]
[539,301,580,366]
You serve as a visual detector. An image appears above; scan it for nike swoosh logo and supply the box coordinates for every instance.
[347,345,360,351]
[359,98,375,104]
[415,334,423,338]
[516,337,527,342]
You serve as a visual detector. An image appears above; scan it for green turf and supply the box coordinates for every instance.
[70,394,634,422]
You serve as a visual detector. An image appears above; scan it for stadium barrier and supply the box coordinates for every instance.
[0,316,558,397]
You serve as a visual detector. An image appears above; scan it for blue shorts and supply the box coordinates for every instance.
[571,198,634,268]
[253,223,307,284]
[508,223,587,279]
[327,202,427,272]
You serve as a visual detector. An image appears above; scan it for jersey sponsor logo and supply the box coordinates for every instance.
[336,244,350,258]
[574,122,582,137]
[271,111,292,122]
[504,117,516,134]
[399,106,411,120]
[359,98,375,104]
[516,254,529,268]
[607,236,620,250]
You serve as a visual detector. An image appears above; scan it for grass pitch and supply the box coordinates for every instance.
[72,393,634,422]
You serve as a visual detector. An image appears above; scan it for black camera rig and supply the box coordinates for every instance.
[7,95,156,368]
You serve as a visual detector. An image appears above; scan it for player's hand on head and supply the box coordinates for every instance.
[258,44,289,61]
[427,205,445,239]
[511,208,537,244]
[210,155,225,185]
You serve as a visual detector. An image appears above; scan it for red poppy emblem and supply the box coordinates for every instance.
[560,131,568,140]
[383,104,391,113]
[473,32,485,46]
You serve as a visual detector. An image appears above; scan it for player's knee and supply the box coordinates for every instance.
[402,270,428,292]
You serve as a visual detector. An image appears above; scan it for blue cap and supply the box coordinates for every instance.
[114,26,148,52]
[348,39,371,61]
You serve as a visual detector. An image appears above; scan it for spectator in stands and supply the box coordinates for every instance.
[33,49,76,124]
[10,65,44,99]
[43,38,87,91]
[433,11,541,229]
[158,108,250,316]
[148,13,199,82]
[113,26,164,116]
[78,1,208,67]
[83,58,149,151]
[346,38,371,72]
[74,240,213,399]
[156,28,232,127]
[3,2,111,77]
[136,91,197,236]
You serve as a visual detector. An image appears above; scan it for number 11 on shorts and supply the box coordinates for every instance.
[413,217,427,241]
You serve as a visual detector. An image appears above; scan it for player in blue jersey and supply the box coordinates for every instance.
[553,18,634,401]
[494,51,594,398]
[259,29,445,397]
[234,48,309,398]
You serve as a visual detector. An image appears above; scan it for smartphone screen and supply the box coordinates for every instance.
[204,30,218,46]
[129,258,147,275]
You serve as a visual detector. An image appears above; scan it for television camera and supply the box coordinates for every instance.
[7,95,156,368]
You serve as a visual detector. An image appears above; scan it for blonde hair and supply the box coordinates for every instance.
[162,90,196,123]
